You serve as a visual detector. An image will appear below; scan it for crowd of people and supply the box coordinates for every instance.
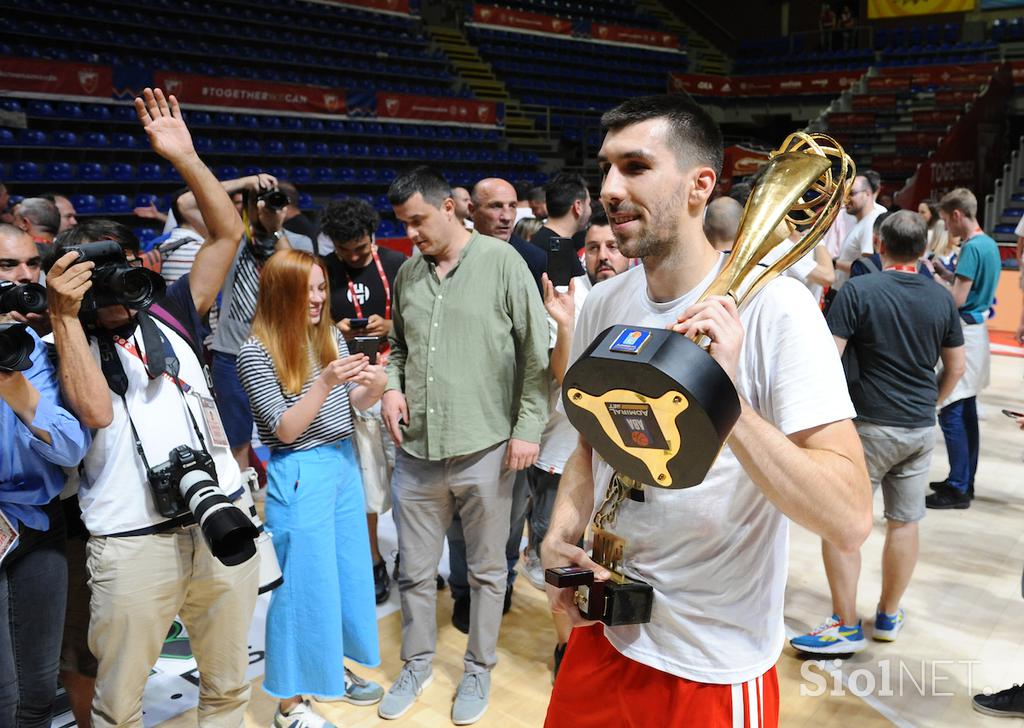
[1,84,1021,728]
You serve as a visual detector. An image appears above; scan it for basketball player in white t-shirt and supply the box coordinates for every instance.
[541,94,873,728]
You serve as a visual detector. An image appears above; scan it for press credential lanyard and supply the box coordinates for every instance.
[346,247,391,320]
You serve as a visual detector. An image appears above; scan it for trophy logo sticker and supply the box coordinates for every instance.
[609,328,651,355]
[605,402,668,450]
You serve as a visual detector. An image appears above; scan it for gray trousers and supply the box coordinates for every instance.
[392,442,513,674]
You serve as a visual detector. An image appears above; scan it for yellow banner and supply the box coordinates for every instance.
[867,0,975,18]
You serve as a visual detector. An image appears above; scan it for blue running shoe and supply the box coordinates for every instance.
[790,615,867,655]
[873,608,905,642]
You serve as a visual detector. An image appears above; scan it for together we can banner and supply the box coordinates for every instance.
[867,0,975,18]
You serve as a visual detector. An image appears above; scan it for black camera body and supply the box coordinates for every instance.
[148,445,217,519]
[63,241,165,312]
[255,188,289,211]
[0,280,47,316]
[147,445,257,566]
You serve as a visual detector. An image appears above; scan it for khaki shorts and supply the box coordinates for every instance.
[352,404,395,514]
[856,421,936,523]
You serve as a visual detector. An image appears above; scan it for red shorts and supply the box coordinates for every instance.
[545,624,779,728]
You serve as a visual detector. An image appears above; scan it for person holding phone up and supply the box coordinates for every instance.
[319,199,407,604]
[237,249,387,727]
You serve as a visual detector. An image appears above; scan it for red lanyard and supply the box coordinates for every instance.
[884,264,918,274]
[345,247,391,320]
[114,336,193,393]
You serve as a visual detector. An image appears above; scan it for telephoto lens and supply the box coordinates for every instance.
[170,446,258,566]
[64,241,166,311]
[0,322,35,372]
[0,281,47,315]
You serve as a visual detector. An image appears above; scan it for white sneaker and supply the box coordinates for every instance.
[273,700,336,728]
[522,549,546,591]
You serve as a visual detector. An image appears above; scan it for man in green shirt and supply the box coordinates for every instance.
[926,187,1002,509]
[378,166,549,725]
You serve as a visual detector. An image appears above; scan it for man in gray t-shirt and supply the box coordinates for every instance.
[792,211,965,656]
[177,173,311,470]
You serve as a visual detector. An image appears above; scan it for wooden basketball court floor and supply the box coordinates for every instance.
[160,350,1024,728]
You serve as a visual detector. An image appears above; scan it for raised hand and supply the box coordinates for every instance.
[134,87,197,164]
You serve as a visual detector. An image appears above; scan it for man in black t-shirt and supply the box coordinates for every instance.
[321,198,406,604]
[792,211,965,656]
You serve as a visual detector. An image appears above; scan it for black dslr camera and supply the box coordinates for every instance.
[0,281,47,372]
[245,188,290,260]
[148,445,257,566]
[63,241,166,312]
[0,280,47,316]
[255,188,289,211]
[0,322,35,373]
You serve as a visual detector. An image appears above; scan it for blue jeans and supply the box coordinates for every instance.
[447,469,529,601]
[938,396,979,494]
[0,500,67,728]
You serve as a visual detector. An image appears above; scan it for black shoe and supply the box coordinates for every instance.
[968,482,975,500]
[553,643,567,683]
[373,560,391,605]
[973,683,1024,718]
[452,595,470,634]
[925,485,970,510]
[929,479,949,492]
[503,584,513,615]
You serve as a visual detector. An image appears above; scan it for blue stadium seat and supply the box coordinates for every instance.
[109,163,135,181]
[45,162,73,181]
[260,116,282,129]
[216,165,240,179]
[19,129,48,146]
[213,112,237,126]
[0,129,14,145]
[372,144,389,157]
[27,100,55,116]
[358,168,377,182]
[265,166,288,180]
[71,194,98,213]
[83,131,110,148]
[79,163,105,181]
[57,102,83,118]
[239,114,260,129]
[263,139,285,155]
[12,162,40,181]
[111,133,140,149]
[283,117,303,131]
[217,138,239,153]
[298,192,314,209]
[330,142,350,156]
[311,142,330,156]
[188,110,213,126]
[52,130,78,147]
[134,193,160,209]
[84,104,112,121]
[0,99,22,113]
[134,227,159,245]
[337,167,356,182]
[305,119,325,132]
[103,194,132,213]
[138,163,164,180]
[239,139,260,155]
[287,140,308,155]
[314,167,335,182]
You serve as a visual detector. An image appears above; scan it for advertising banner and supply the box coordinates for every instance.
[668,70,861,98]
[0,57,112,97]
[376,92,500,125]
[153,73,345,114]
[867,0,975,19]
[591,24,678,49]
[472,5,573,35]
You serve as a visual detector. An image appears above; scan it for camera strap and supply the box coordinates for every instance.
[96,316,212,474]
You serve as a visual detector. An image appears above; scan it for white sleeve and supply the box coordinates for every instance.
[745,278,855,435]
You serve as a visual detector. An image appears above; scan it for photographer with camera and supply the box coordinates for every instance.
[46,88,259,728]
[0,251,90,727]
[176,173,313,472]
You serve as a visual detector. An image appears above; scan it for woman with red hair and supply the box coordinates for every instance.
[237,249,386,727]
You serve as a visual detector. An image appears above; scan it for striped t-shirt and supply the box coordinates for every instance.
[236,330,354,451]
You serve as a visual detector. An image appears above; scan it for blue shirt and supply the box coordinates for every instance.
[956,232,1002,324]
[0,328,91,532]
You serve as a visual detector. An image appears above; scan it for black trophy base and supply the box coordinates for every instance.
[545,566,653,626]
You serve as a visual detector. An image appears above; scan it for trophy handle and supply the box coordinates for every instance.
[690,132,855,344]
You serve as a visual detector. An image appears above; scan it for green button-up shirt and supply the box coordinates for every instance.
[386,232,550,460]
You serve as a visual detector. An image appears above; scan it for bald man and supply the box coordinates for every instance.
[13,197,60,245]
[452,186,473,229]
[469,177,546,291]
[704,195,743,252]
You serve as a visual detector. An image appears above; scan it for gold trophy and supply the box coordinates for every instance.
[547,133,855,625]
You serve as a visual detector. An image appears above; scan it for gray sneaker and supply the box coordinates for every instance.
[452,671,490,725]
[378,662,433,720]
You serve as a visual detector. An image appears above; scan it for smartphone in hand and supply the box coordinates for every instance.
[546,237,576,287]
[351,335,381,365]
[349,318,369,330]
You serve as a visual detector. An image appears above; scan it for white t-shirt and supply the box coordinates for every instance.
[761,241,827,305]
[537,274,592,474]
[568,255,854,684]
[78,318,242,536]
[1015,215,1024,238]
[834,202,887,288]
